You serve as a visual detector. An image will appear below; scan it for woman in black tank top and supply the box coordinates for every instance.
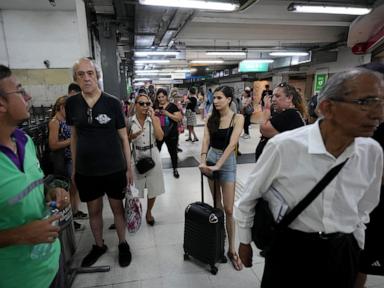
[199,86,245,271]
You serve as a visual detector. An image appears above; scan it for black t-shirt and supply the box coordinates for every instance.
[270,108,305,133]
[65,92,127,176]
[156,102,180,137]
[186,96,197,111]
[255,109,305,161]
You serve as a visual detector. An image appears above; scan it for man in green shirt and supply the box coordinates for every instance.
[0,64,69,288]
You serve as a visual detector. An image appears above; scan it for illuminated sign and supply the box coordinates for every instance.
[239,62,269,72]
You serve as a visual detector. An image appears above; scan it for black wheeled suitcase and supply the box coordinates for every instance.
[183,173,227,275]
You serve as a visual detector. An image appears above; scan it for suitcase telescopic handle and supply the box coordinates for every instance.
[201,172,217,208]
[201,172,204,203]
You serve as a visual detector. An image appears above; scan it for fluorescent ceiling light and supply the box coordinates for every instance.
[287,3,371,15]
[241,59,274,64]
[135,60,170,64]
[133,78,151,81]
[269,51,309,56]
[135,51,180,57]
[135,70,160,73]
[136,72,172,76]
[206,51,246,56]
[139,0,239,11]
[174,69,196,73]
[135,68,196,74]
[190,60,224,64]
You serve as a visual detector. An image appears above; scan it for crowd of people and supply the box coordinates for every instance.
[1,58,384,288]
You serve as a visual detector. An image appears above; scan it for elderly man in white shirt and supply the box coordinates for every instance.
[234,68,384,288]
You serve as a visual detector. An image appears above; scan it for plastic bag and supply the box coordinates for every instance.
[124,185,142,234]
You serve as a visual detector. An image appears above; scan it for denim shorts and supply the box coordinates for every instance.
[206,147,236,182]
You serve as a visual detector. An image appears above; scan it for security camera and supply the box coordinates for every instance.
[43,60,50,68]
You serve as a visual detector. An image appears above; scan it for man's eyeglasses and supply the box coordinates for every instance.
[1,88,28,98]
[137,101,151,107]
[330,97,384,111]
[87,108,93,124]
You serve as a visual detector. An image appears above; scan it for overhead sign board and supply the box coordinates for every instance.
[153,79,183,84]
[239,62,269,72]
[171,72,186,79]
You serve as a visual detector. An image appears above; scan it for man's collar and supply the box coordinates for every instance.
[308,120,356,158]
[81,89,102,99]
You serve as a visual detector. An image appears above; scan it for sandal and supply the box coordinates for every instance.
[227,251,243,271]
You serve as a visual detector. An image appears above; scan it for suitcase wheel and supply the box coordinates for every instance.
[210,265,218,275]
[183,253,190,261]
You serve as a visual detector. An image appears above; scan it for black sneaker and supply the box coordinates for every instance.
[173,169,180,179]
[118,241,132,267]
[81,244,108,267]
[177,147,183,152]
[73,210,88,220]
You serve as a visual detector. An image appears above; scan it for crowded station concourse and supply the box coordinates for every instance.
[1,0,384,287]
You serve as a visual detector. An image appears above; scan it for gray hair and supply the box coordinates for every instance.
[317,68,384,107]
[72,58,102,81]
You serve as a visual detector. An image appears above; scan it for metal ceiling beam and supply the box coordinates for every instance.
[153,9,178,47]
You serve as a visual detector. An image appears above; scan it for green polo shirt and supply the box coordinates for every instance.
[0,133,60,288]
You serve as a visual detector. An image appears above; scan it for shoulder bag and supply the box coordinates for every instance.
[252,159,348,251]
[133,121,155,174]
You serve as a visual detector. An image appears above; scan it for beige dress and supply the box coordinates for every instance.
[129,115,165,199]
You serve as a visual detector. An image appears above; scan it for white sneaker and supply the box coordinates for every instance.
[242,134,250,139]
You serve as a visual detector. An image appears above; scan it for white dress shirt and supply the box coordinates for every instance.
[234,120,383,248]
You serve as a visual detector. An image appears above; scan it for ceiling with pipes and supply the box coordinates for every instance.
[88,0,382,78]
[1,0,382,81]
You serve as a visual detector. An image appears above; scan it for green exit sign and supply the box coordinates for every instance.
[314,74,327,93]
[239,61,269,72]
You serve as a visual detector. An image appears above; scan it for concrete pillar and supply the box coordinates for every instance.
[119,60,128,100]
[97,16,120,98]
[272,74,283,87]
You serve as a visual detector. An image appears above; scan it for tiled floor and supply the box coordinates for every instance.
[71,117,384,288]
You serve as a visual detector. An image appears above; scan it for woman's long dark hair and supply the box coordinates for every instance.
[207,86,233,136]
[154,88,168,109]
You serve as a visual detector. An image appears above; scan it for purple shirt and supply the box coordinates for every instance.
[0,128,27,172]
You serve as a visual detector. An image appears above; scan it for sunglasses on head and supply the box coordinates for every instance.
[277,82,297,93]
[277,82,289,88]
[137,101,151,107]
